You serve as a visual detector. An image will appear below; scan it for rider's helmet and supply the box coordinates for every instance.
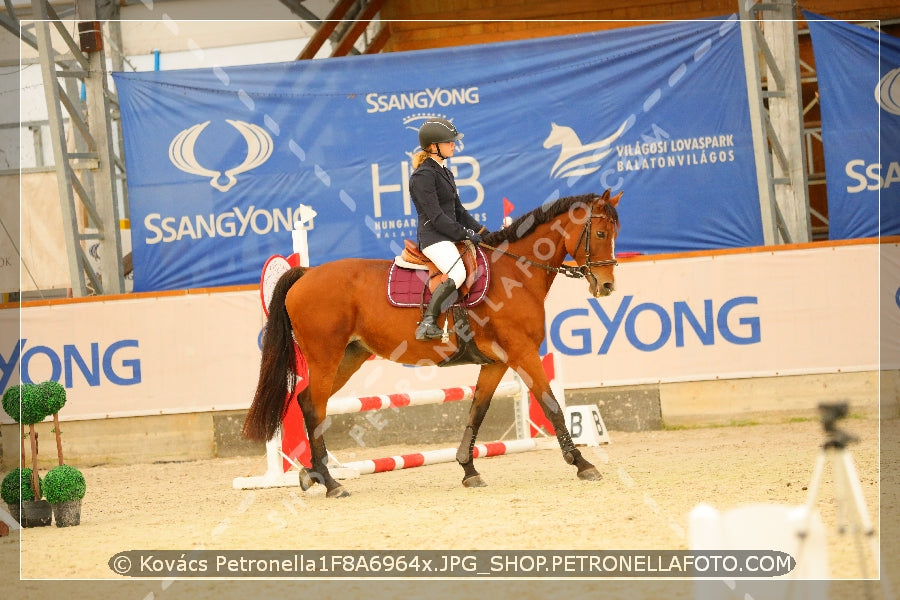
[418,118,464,149]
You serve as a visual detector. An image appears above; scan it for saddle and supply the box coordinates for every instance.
[387,240,493,367]
[387,240,490,308]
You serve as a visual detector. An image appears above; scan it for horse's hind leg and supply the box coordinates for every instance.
[331,341,374,395]
[297,342,373,498]
[296,385,347,497]
[298,362,351,498]
[456,363,507,487]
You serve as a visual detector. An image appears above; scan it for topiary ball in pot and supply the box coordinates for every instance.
[43,465,85,527]
[43,465,85,503]
[40,380,67,415]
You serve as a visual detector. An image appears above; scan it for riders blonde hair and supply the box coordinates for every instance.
[412,146,434,169]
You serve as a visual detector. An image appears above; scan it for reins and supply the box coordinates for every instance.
[476,201,617,280]
[476,241,603,279]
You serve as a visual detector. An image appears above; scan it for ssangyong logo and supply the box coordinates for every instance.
[876,67,900,116]
[365,87,480,114]
[168,119,273,192]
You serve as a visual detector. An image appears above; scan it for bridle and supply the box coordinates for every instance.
[571,202,618,290]
[478,199,617,281]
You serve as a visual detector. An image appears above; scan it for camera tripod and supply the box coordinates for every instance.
[794,402,883,596]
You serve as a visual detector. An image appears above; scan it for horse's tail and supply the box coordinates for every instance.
[242,266,307,442]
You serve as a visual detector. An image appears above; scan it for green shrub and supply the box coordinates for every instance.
[1,385,21,422]
[1,383,52,425]
[20,383,50,425]
[1,468,40,504]
[43,465,86,503]
[40,380,67,414]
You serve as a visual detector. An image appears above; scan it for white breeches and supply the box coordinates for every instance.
[421,241,465,289]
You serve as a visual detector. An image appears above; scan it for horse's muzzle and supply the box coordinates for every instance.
[590,279,615,298]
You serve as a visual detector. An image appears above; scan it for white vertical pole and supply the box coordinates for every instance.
[514,373,531,440]
[248,205,317,484]
[292,204,317,267]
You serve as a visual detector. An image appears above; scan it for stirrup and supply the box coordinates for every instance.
[415,321,443,341]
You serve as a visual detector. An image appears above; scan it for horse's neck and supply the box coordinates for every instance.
[502,223,570,290]
[548,128,576,149]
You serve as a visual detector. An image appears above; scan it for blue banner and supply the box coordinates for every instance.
[805,12,900,239]
[114,17,763,292]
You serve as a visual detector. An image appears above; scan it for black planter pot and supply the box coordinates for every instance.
[21,500,52,527]
[51,499,82,527]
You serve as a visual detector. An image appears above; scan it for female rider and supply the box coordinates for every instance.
[409,118,488,341]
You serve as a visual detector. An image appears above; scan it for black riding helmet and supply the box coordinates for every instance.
[418,118,464,150]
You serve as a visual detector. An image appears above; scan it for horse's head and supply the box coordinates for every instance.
[564,189,622,298]
[542,122,572,149]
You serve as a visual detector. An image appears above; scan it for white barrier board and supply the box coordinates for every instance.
[541,242,886,387]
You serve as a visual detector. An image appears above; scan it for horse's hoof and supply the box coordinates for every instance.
[577,467,602,481]
[462,475,487,488]
[326,485,350,498]
[298,469,315,491]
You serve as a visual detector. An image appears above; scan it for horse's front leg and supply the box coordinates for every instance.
[456,362,507,487]
[514,355,602,481]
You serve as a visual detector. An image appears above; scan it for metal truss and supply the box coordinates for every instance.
[18,0,125,295]
[739,0,812,245]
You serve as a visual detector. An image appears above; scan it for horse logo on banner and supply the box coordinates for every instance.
[542,118,631,179]
[168,119,273,192]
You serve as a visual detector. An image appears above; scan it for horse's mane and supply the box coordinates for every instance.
[482,192,619,246]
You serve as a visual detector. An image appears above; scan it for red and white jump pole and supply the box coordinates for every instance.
[340,438,554,476]
[327,380,522,416]
[232,377,539,489]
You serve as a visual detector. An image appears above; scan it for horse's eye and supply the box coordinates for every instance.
[595,231,606,239]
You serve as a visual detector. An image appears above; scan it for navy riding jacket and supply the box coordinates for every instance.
[409,157,482,249]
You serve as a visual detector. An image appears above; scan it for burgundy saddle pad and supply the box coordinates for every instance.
[387,245,490,308]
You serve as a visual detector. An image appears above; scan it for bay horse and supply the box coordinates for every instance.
[242,189,622,498]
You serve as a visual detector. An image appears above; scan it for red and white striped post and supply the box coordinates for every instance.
[234,206,315,490]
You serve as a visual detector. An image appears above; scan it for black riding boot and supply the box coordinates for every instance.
[415,279,458,341]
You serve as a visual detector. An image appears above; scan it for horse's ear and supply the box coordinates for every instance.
[600,189,611,200]
[609,190,623,207]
